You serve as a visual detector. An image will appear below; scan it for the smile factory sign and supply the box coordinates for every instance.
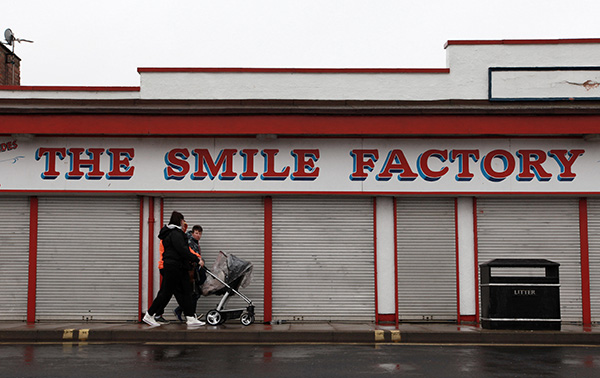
[1,137,597,194]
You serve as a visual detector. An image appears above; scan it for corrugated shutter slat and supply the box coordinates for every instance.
[477,198,582,322]
[0,197,30,321]
[396,198,457,321]
[272,196,375,321]
[163,197,264,321]
[36,197,140,321]
[586,199,600,322]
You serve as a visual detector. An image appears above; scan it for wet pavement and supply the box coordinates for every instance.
[1,343,600,377]
[1,321,600,345]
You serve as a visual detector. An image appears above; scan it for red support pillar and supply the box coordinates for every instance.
[263,196,273,324]
[579,198,591,327]
[27,197,38,324]
[454,198,461,323]
[373,198,379,324]
[473,198,480,325]
[148,198,155,310]
[138,197,144,321]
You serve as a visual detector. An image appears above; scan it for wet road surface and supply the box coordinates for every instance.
[1,343,599,377]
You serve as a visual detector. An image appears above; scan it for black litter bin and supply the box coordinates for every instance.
[480,258,560,330]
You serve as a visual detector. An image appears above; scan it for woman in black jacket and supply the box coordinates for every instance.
[143,211,204,327]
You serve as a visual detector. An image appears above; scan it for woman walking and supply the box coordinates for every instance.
[143,211,205,327]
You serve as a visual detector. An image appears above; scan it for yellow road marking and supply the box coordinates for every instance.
[62,329,74,340]
[78,329,89,341]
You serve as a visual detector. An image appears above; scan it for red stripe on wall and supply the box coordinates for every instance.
[137,67,449,74]
[0,85,140,92]
[445,38,600,48]
[454,198,462,323]
[27,197,38,324]
[393,197,399,326]
[138,197,144,321]
[148,198,155,311]
[263,196,273,323]
[3,114,600,136]
[378,314,397,323]
[473,198,480,324]
[579,198,592,326]
[373,198,379,324]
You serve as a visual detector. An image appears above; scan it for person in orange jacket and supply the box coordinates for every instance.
[174,224,206,322]
[143,211,204,327]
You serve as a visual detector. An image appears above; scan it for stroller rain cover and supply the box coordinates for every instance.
[201,251,253,296]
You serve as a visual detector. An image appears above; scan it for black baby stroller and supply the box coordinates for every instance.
[201,251,255,326]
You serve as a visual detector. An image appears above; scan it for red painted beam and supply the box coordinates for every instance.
[263,196,273,324]
[1,114,599,136]
[27,197,38,324]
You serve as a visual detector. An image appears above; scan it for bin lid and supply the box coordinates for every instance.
[480,258,559,267]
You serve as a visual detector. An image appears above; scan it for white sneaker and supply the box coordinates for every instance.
[143,312,161,327]
[186,316,206,326]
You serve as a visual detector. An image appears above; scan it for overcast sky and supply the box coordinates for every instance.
[3,0,600,86]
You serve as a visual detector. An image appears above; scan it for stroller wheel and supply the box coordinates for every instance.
[206,310,222,326]
[240,312,255,326]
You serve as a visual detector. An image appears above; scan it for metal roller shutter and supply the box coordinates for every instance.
[396,198,457,321]
[587,198,600,322]
[36,197,140,321]
[477,198,582,322]
[163,197,264,321]
[0,197,30,321]
[272,196,375,321]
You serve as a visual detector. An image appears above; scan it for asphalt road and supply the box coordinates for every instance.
[1,343,599,377]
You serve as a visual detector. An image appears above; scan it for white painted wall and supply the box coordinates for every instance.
[138,42,600,100]
[2,41,600,101]
[376,196,396,314]
[456,197,476,316]
[139,71,453,101]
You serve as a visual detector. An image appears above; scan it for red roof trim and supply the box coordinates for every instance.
[137,67,450,74]
[445,38,600,48]
[0,114,599,136]
[0,86,140,92]
[0,189,598,196]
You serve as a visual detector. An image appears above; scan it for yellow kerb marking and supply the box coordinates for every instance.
[390,330,401,342]
[374,330,385,342]
[78,329,89,341]
[62,329,74,340]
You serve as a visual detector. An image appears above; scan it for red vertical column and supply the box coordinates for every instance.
[373,198,379,324]
[138,197,144,321]
[27,197,38,324]
[264,196,273,324]
[393,197,399,326]
[148,198,155,309]
[454,198,461,323]
[579,198,591,327]
[473,198,480,324]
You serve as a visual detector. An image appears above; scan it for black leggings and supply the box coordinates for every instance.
[148,267,194,317]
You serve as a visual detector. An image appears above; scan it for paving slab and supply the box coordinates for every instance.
[0,322,599,345]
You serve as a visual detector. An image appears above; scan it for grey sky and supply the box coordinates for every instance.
[3,0,600,86]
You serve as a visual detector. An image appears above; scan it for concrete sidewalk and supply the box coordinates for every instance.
[1,322,600,345]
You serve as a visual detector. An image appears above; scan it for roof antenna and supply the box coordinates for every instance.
[3,28,34,53]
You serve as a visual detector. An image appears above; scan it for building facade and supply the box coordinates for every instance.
[1,39,600,325]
